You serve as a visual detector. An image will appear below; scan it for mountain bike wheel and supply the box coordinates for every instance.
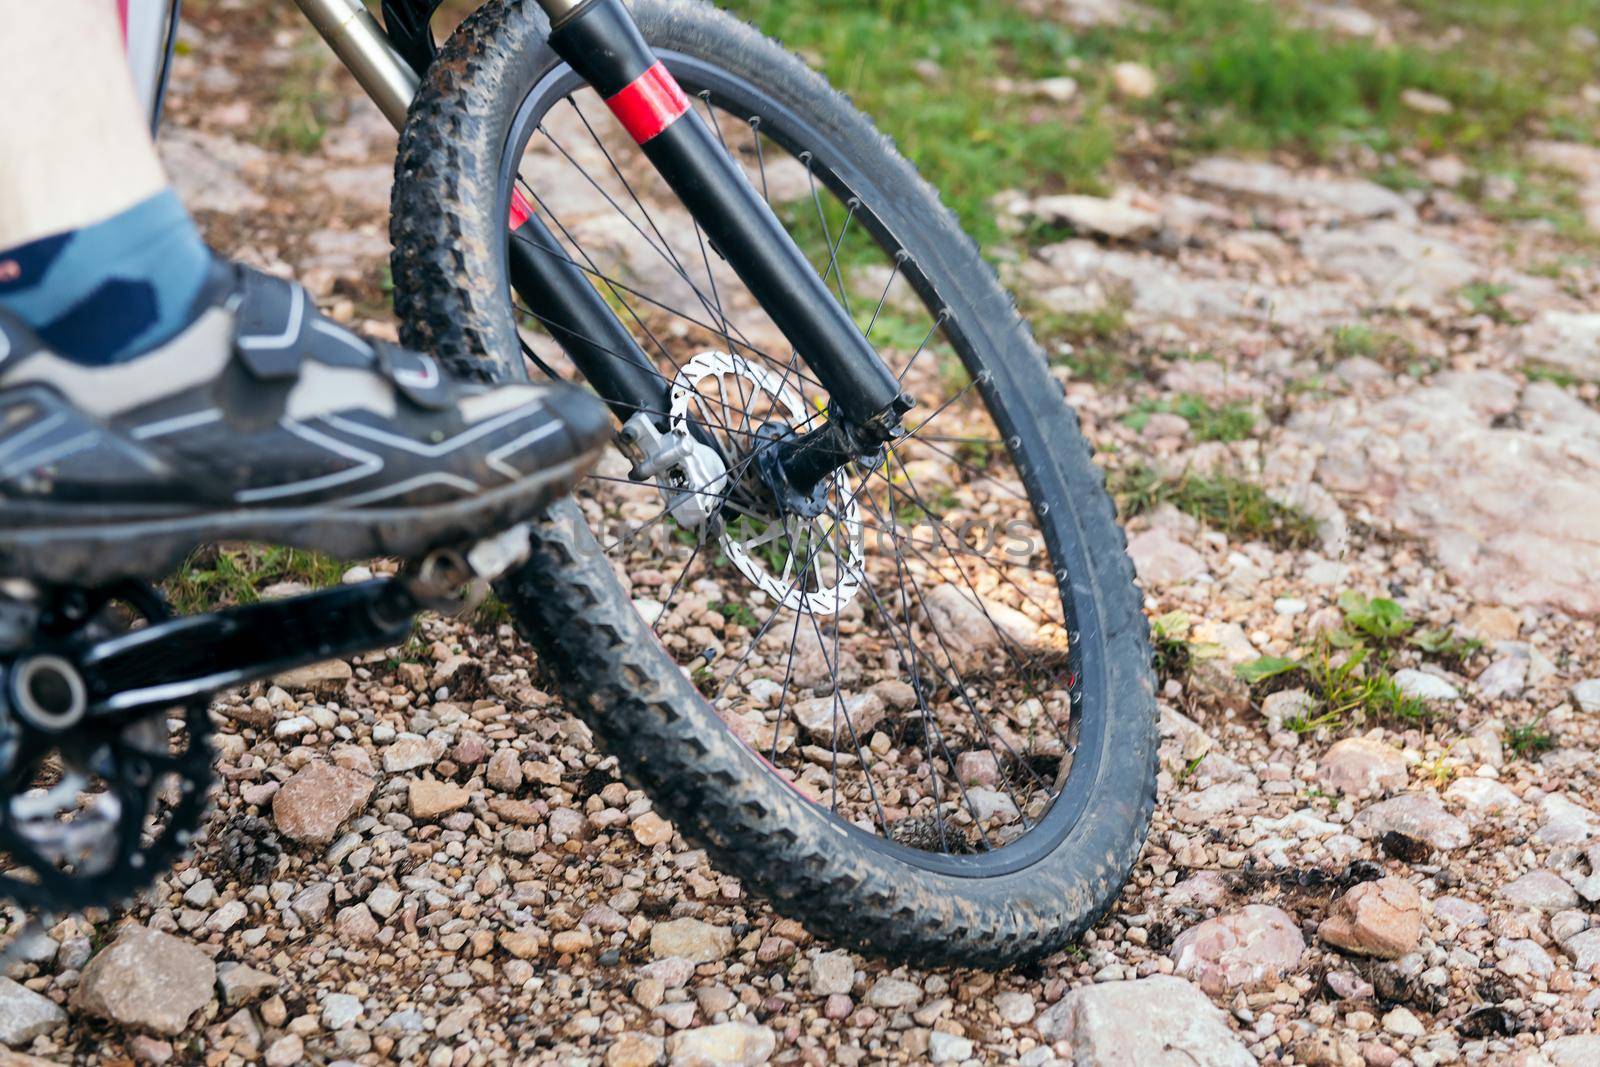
[391,0,1156,968]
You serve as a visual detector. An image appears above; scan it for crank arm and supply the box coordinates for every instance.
[75,580,420,724]
[0,528,536,731]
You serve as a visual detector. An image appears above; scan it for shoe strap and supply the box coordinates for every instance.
[375,343,452,411]
[233,268,311,381]
[230,265,451,411]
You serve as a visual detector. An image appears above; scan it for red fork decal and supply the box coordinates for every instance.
[508,187,536,230]
[117,0,130,44]
[605,62,690,145]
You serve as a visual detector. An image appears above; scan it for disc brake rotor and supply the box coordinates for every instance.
[669,351,863,616]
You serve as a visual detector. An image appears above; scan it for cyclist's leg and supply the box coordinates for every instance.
[0,0,206,366]
[0,0,166,246]
[0,1,611,584]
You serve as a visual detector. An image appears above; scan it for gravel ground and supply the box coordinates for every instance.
[6,2,1600,1065]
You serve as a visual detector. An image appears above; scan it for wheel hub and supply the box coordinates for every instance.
[669,351,863,616]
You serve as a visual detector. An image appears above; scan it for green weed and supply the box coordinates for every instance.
[1506,717,1556,760]
[1459,282,1519,324]
[1337,591,1412,644]
[385,630,433,670]
[1326,323,1418,369]
[1474,169,1592,240]
[1056,345,1134,387]
[1525,363,1584,388]
[1240,637,1428,732]
[723,515,795,572]
[1236,590,1472,732]
[1236,655,1297,685]
[1410,626,1483,665]
[1033,300,1131,350]
[471,594,512,630]
[1030,298,1138,387]
[1150,610,1193,683]
[714,600,762,630]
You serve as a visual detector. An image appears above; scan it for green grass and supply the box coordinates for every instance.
[471,594,512,630]
[1238,636,1429,733]
[1141,0,1551,156]
[385,630,433,670]
[1473,166,1592,239]
[720,0,1594,257]
[1034,300,1131,349]
[1057,345,1134,386]
[166,544,346,614]
[894,487,958,527]
[1301,642,1428,730]
[775,197,884,286]
[1030,298,1140,386]
[1526,362,1585,388]
[258,30,340,153]
[1408,0,1600,123]
[721,514,795,572]
[1410,626,1483,664]
[1322,323,1441,379]
[722,0,1116,246]
[1122,393,1256,441]
[1176,751,1208,783]
[1114,464,1321,550]
[1327,323,1414,364]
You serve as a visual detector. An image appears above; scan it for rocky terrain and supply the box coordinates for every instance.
[8,1,1600,1065]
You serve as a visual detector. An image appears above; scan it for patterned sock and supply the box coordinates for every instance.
[0,189,211,365]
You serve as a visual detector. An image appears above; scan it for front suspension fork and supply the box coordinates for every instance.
[538,0,914,450]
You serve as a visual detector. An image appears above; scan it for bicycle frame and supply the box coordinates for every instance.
[121,0,182,128]
[126,0,416,154]
[126,0,911,507]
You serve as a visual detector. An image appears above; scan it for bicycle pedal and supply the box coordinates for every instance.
[464,522,533,582]
[404,523,532,613]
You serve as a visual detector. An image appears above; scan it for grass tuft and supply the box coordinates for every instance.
[258,31,340,153]
[1506,717,1556,760]
[1122,393,1256,441]
[1114,464,1321,550]
[166,544,345,615]
[1150,610,1193,684]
